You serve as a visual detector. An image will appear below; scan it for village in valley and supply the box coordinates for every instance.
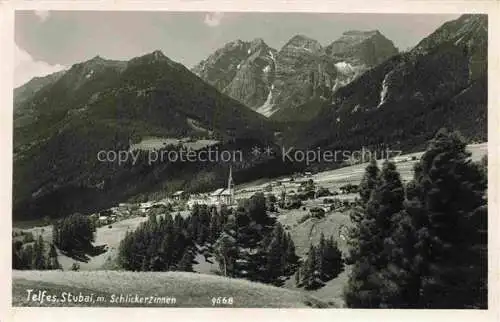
[11,12,488,309]
[13,142,486,275]
[92,142,479,229]
[92,165,357,229]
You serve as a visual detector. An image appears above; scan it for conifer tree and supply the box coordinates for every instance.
[177,247,195,272]
[295,267,301,287]
[32,235,46,270]
[348,159,380,258]
[409,129,487,308]
[213,232,237,277]
[141,257,149,271]
[359,158,380,206]
[48,243,61,270]
[316,233,327,280]
[302,245,322,290]
[52,222,60,247]
[285,233,299,275]
[209,208,221,243]
[345,160,404,307]
[323,236,343,280]
[266,224,286,285]
[21,244,34,269]
[12,241,24,269]
[364,129,488,309]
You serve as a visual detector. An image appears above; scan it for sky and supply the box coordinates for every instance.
[14,11,460,87]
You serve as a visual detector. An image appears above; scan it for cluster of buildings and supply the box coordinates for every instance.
[91,200,170,226]
[158,166,237,211]
[185,166,236,209]
[89,167,362,227]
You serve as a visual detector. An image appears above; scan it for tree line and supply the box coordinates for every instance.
[295,232,344,290]
[344,129,487,309]
[118,204,228,272]
[118,193,304,287]
[213,193,300,286]
[52,213,96,254]
[12,234,61,270]
[13,212,96,270]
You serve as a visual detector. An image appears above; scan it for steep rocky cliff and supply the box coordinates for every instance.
[292,14,487,153]
[193,31,398,121]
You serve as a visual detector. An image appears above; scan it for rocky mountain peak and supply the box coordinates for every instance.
[342,30,381,37]
[194,31,398,120]
[127,50,174,67]
[248,38,272,55]
[89,55,104,62]
[250,37,266,46]
[144,50,168,61]
[325,30,398,66]
[223,39,247,51]
[281,35,322,53]
[415,14,487,53]
[68,55,125,81]
[293,13,487,151]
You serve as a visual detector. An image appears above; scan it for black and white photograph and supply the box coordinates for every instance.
[10,8,489,310]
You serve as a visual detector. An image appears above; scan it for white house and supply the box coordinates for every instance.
[98,216,109,225]
[139,201,153,212]
[186,194,211,210]
[172,190,186,201]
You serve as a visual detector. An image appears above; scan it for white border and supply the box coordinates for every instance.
[1,1,499,322]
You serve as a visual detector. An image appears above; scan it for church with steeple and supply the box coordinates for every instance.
[209,165,235,205]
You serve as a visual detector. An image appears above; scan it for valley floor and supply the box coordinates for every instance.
[11,143,487,307]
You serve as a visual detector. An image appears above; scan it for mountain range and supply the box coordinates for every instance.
[291,14,487,154]
[13,50,275,220]
[13,14,487,221]
[193,30,399,121]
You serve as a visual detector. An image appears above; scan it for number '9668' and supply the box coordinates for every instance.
[211,297,234,306]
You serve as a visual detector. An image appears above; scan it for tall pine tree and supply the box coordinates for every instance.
[359,158,381,206]
[48,243,61,270]
[409,129,487,308]
[345,160,404,307]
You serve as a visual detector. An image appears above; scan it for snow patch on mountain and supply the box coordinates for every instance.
[268,51,277,71]
[334,61,355,75]
[378,74,390,108]
[255,89,275,117]
[286,45,313,53]
[85,70,94,79]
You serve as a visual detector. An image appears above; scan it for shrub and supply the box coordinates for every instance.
[310,208,326,219]
[299,190,315,200]
[288,199,302,209]
[297,214,311,224]
[23,232,35,243]
[316,187,331,198]
[339,184,359,194]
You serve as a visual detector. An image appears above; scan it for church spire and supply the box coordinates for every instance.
[227,165,233,190]
[227,164,234,204]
